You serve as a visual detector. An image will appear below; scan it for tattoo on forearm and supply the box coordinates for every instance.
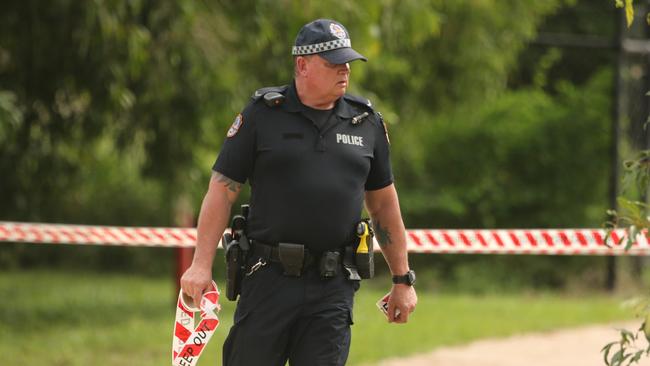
[373,219,392,248]
[212,172,241,192]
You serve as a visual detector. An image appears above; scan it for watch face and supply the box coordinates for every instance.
[407,270,416,285]
[393,270,416,285]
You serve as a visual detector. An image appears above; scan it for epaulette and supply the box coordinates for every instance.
[344,93,379,126]
[251,85,288,107]
[343,93,375,113]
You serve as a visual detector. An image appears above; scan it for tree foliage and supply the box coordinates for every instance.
[601,1,650,365]
[0,0,621,283]
[0,1,224,223]
[397,69,612,229]
[0,0,573,222]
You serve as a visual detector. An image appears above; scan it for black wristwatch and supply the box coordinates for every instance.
[392,270,416,286]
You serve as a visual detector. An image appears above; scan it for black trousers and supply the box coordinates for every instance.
[223,258,359,366]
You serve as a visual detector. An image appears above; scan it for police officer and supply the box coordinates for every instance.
[181,18,417,366]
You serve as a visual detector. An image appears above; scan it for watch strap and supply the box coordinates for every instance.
[392,270,415,285]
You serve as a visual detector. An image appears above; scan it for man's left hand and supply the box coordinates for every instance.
[386,284,417,323]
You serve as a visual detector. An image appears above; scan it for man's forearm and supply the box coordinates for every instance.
[365,185,417,323]
[371,213,409,275]
[192,197,231,269]
[192,172,241,269]
[366,187,410,275]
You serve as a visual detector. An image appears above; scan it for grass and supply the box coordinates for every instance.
[0,269,633,366]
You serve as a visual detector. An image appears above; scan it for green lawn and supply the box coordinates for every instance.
[0,270,632,366]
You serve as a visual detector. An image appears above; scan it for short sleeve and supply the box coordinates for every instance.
[212,106,257,184]
[364,114,394,191]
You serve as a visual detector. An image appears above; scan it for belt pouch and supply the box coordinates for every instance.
[319,251,340,278]
[278,243,304,277]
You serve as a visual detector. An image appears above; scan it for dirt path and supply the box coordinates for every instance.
[367,321,644,366]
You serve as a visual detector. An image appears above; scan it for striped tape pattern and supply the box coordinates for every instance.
[0,221,648,255]
[172,282,220,366]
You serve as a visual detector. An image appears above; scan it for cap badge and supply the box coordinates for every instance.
[227,113,243,138]
[329,23,346,40]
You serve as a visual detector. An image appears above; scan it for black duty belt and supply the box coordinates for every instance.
[250,240,345,277]
[251,240,318,266]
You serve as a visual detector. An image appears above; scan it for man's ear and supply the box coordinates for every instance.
[295,56,309,76]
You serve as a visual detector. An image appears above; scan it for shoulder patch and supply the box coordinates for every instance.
[377,112,390,145]
[227,113,243,138]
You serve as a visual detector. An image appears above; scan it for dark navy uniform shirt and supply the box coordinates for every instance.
[213,81,393,252]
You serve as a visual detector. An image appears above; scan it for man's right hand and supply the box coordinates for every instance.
[180,264,213,308]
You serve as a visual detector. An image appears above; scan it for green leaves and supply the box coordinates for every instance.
[0,90,22,125]
[400,68,613,229]
[601,146,650,365]
[626,0,635,27]
[602,326,650,366]
[0,1,217,223]
[0,0,574,227]
[615,0,636,27]
[605,151,650,251]
[603,341,618,365]
[614,0,650,27]
[622,151,650,193]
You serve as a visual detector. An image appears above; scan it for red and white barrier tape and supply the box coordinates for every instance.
[1,221,649,255]
[0,222,197,247]
[172,281,220,366]
[406,228,650,256]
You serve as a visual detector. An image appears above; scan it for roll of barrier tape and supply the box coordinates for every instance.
[172,281,221,366]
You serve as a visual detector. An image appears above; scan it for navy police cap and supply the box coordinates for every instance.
[292,19,367,64]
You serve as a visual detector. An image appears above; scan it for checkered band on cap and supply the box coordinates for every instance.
[292,39,352,56]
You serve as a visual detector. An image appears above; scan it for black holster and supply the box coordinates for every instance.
[223,205,250,301]
[355,219,375,279]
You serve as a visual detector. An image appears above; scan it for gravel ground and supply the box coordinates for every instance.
[366,321,645,366]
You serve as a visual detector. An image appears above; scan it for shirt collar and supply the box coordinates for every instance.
[282,81,304,113]
[283,80,356,119]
